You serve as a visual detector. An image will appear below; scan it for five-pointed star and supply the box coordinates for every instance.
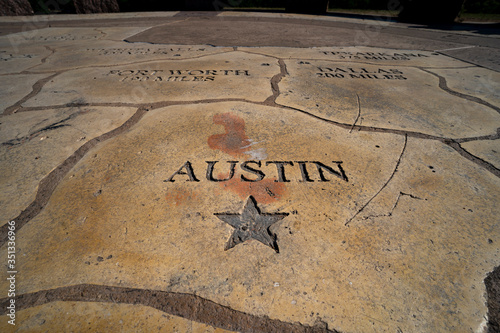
[214,196,289,253]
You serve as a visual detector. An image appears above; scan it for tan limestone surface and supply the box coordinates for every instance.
[239,46,470,68]
[29,41,234,72]
[2,103,498,333]
[0,107,137,225]
[462,139,500,169]
[432,67,500,107]
[0,30,499,333]
[0,46,51,74]
[0,301,231,332]
[0,27,151,48]
[276,59,500,139]
[22,52,278,107]
[0,74,48,113]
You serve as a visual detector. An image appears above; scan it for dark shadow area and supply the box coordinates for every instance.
[485,265,500,333]
[406,22,500,36]
[398,0,465,24]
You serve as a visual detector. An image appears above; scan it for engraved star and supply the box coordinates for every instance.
[214,196,289,253]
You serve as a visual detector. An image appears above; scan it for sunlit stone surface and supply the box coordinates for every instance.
[0,18,498,333]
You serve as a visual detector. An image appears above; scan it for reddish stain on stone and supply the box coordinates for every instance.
[219,174,286,204]
[165,189,197,206]
[208,113,250,157]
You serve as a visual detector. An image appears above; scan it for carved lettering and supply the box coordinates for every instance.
[313,161,348,182]
[206,161,238,182]
[317,67,407,80]
[296,161,313,182]
[265,161,294,183]
[107,69,250,82]
[87,47,206,55]
[165,161,349,183]
[166,161,200,182]
[320,51,431,61]
[240,161,265,182]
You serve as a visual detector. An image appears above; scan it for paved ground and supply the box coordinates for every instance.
[0,10,499,333]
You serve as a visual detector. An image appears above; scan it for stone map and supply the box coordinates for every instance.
[0,26,499,333]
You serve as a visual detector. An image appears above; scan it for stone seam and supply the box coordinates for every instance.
[1,47,498,332]
[0,284,340,333]
[418,67,500,115]
[0,106,150,247]
[2,72,61,115]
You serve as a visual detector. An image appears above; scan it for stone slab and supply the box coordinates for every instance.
[439,46,500,72]
[0,106,137,225]
[0,74,48,112]
[239,46,472,68]
[22,52,279,106]
[124,14,500,71]
[0,27,151,49]
[0,18,498,333]
[276,59,500,138]
[29,41,234,72]
[432,67,500,107]
[0,45,51,74]
[2,102,498,333]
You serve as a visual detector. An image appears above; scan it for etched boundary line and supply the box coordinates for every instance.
[0,284,339,333]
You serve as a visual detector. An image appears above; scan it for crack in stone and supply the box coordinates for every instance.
[0,106,150,248]
[94,28,107,38]
[41,46,56,64]
[237,50,477,69]
[349,93,361,133]
[455,127,500,143]
[24,49,238,74]
[0,99,496,331]
[445,139,500,178]
[11,97,500,179]
[1,107,84,146]
[419,67,500,115]
[422,65,478,70]
[345,134,407,226]
[15,102,144,112]
[274,103,500,178]
[36,46,56,68]
[2,54,499,253]
[2,72,61,115]
[1,28,497,333]
[9,46,58,74]
[4,48,241,109]
[361,191,423,220]
[0,284,340,333]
